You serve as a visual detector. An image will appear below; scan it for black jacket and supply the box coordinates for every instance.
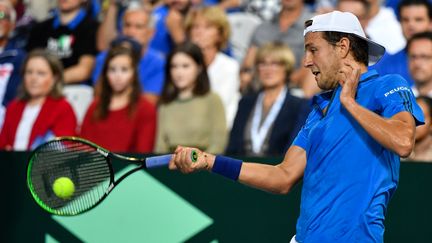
[226,88,311,156]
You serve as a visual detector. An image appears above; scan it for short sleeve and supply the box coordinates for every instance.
[375,74,424,125]
[292,108,320,149]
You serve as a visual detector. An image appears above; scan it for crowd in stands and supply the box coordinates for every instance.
[0,0,431,162]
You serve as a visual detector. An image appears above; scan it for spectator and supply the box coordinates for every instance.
[96,0,152,51]
[226,42,310,156]
[155,42,227,154]
[407,96,432,161]
[365,0,406,54]
[373,0,432,86]
[337,0,371,29]
[23,0,57,22]
[408,31,432,96]
[81,45,156,153]
[26,0,99,85]
[0,49,77,151]
[241,0,281,21]
[317,0,399,49]
[149,0,192,55]
[240,0,318,97]
[0,0,26,129]
[185,6,240,129]
[209,0,282,20]
[95,2,165,104]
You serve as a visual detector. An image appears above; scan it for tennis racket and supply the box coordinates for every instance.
[26,136,176,216]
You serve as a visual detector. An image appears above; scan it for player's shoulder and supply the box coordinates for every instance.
[365,72,413,103]
[375,73,411,92]
[365,71,409,90]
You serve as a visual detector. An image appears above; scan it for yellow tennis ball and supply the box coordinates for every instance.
[53,177,75,199]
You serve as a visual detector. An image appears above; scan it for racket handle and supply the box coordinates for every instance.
[145,154,172,168]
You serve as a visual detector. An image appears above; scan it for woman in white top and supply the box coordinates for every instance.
[185,6,240,130]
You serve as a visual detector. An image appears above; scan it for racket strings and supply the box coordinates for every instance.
[28,140,112,215]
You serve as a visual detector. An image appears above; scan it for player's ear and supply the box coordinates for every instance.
[338,37,350,59]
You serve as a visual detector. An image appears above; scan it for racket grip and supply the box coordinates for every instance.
[146,154,172,168]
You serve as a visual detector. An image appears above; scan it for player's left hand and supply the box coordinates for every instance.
[338,60,361,105]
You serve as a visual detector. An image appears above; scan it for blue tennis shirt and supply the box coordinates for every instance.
[293,70,424,242]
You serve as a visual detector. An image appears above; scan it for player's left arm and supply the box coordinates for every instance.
[339,64,417,158]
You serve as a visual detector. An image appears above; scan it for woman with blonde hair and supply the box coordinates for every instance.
[226,42,311,156]
[185,6,240,130]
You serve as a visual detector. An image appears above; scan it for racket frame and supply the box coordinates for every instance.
[26,136,162,216]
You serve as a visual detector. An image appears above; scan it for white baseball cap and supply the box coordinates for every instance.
[304,11,385,65]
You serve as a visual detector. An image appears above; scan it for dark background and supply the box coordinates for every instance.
[2,152,431,242]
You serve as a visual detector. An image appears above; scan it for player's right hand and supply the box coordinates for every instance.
[170,146,213,174]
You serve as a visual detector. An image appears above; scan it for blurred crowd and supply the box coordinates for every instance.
[0,0,431,161]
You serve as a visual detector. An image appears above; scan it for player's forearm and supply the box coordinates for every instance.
[204,153,301,194]
[342,98,415,157]
[238,162,299,194]
[172,146,305,193]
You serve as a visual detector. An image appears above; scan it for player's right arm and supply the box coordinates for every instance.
[170,145,306,195]
[238,145,306,194]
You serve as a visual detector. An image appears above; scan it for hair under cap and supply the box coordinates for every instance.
[304,11,386,65]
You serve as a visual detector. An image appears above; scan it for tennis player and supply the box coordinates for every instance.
[170,11,425,242]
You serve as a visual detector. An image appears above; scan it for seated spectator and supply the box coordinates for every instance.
[337,0,370,30]
[373,0,432,87]
[226,42,310,157]
[205,0,281,20]
[155,42,227,154]
[149,0,192,56]
[26,0,98,85]
[0,49,77,151]
[80,45,156,153]
[240,0,319,98]
[408,32,432,97]
[365,0,406,54]
[95,2,165,104]
[241,0,281,21]
[185,6,240,129]
[0,0,27,129]
[407,96,432,161]
[21,0,56,22]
